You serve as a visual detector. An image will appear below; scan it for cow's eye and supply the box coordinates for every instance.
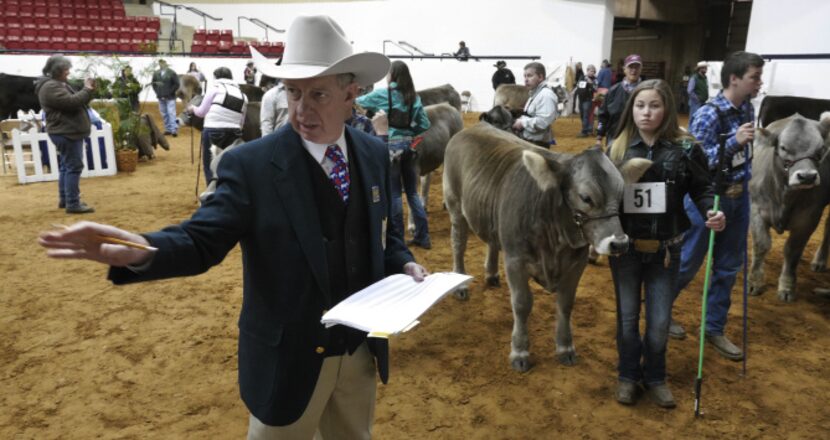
[580,194,593,205]
[780,145,788,154]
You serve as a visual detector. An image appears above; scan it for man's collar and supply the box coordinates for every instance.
[301,128,348,164]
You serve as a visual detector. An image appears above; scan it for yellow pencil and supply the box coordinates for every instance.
[51,224,158,252]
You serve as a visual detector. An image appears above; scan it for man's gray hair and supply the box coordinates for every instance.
[42,55,72,79]
[336,73,356,88]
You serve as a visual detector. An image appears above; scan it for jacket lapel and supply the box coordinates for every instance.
[270,129,332,305]
[345,127,385,279]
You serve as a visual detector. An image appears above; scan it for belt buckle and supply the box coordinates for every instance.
[634,239,660,253]
[724,183,743,198]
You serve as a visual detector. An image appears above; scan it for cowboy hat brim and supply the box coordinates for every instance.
[250,46,390,86]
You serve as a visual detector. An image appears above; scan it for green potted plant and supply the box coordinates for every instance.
[96,98,146,172]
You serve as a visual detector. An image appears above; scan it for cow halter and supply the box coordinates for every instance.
[572,209,619,227]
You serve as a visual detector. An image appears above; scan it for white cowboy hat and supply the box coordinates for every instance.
[249,15,390,86]
[696,61,708,69]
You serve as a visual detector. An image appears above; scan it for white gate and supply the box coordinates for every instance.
[12,123,117,184]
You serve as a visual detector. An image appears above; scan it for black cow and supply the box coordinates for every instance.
[177,95,262,141]
[758,95,830,127]
[0,73,40,120]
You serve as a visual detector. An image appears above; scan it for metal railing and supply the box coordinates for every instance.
[238,17,285,41]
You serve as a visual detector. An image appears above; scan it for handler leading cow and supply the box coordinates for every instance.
[443,122,650,372]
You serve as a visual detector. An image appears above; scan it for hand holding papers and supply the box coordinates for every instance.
[321,272,473,337]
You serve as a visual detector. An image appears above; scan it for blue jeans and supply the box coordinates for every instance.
[51,134,85,208]
[688,100,702,128]
[609,244,680,385]
[579,99,593,135]
[675,192,749,335]
[390,149,430,244]
[158,98,177,134]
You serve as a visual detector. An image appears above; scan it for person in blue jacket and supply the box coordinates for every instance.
[356,61,432,248]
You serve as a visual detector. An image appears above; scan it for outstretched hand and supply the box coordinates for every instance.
[403,262,429,282]
[38,221,154,267]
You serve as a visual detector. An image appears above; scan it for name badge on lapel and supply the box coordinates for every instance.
[381,217,387,250]
[371,185,381,203]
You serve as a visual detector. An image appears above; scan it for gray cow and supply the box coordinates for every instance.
[749,113,830,302]
[443,122,650,371]
[418,84,462,111]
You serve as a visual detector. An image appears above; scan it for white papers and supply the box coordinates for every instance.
[321,272,473,337]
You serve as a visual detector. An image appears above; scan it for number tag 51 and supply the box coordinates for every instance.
[623,182,667,214]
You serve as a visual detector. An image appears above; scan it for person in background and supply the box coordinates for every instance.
[260,77,288,136]
[572,62,584,114]
[670,52,764,361]
[575,64,597,137]
[187,67,248,184]
[35,54,96,213]
[597,54,643,146]
[512,61,557,148]
[491,60,515,90]
[607,79,724,409]
[39,15,427,438]
[186,62,206,83]
[356,60,432,249]
[151,59,180,137]
[687,61,709,127]
[454,41,470,61]
[243,61,257,85]
[113,66,141,111]
[597,59,613,89]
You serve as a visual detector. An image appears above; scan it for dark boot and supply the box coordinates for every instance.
[706,334,743,361]
[615,381,641,405]
[646,384,676,408]
[66,202,95,214]
[669,320,686,340]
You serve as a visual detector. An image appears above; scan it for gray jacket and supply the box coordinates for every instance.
[151,68,180,100]
[35,77,92,140]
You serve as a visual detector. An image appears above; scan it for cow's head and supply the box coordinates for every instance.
[758,113,830,189]
[479,105,514,131]
[177,95,204,131]
[176,74,203,104]
[522,146,651,255]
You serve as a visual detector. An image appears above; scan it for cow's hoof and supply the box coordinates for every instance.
[485,275,500,288]
[748,283,765,296]
[510,356,531,373]
[557,351,577,366]
[587,249,600,265]
[811,261,827,272]
[778,290,796,303]
[453,288,469,301]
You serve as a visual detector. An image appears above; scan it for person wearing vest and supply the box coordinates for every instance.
[597,54,643,147]
[38,15,428,439]
[687,61,710,127]
[188,67,249,184]
[607,79,724,409]
[671,52,764,362]
[513,61,558,148]
[34,55,96,214]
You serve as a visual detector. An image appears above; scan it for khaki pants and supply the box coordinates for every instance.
[247,342,377,440]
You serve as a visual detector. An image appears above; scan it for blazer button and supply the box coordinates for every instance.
[316,346,325,354]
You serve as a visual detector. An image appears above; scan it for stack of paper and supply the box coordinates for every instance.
[321,272,473,337]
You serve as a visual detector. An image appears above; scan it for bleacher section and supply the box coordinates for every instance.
[191,29,284,57]
[0,1,284,56]
[0,0,160,53]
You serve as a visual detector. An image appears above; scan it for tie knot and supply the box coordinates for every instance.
[326,144,344,163]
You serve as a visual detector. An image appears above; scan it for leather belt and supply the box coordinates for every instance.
[723,183,744,199]
[632,234,684,254]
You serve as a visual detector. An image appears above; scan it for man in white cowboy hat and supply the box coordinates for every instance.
[38,15,428,439]
[687,60,709,127]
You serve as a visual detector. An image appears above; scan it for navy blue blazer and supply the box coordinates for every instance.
[109,124,414,426]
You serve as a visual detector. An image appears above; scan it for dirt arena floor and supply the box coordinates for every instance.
[2,107,829,439]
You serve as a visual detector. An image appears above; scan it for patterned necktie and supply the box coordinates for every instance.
[325,144,350,203]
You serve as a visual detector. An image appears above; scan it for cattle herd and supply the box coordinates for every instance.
[3,68,830,369]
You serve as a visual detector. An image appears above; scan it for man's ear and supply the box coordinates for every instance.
[344,82,359,102]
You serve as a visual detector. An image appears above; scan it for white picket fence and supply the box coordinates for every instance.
[12,123,117,184]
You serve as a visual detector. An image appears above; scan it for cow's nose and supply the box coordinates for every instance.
[797,171,818,185]
[609,237,629,255]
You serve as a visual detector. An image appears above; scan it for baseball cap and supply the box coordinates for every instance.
[624,54,642,67]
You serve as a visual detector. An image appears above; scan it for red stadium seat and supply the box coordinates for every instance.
[48,17,61,27]
[60,18,76,27]
[217,40,231,52]
[105,39,119,52]
[51,29,65,40]
[207,29,221,41]
[231,41,246,54]
[144,30,156,42]
[22,28,37,38]
[106,27,119,40]
[219,29,233,43]
[191,42,205,54]
[203,40,218,53]
[36,39,51,51]
[147,17,160,31]
[100,10,112,21]
[87,10,100,21]
[34,6,47,18]
[6,22,22,30]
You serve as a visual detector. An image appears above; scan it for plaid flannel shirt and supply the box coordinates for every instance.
[689,92,754,184]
